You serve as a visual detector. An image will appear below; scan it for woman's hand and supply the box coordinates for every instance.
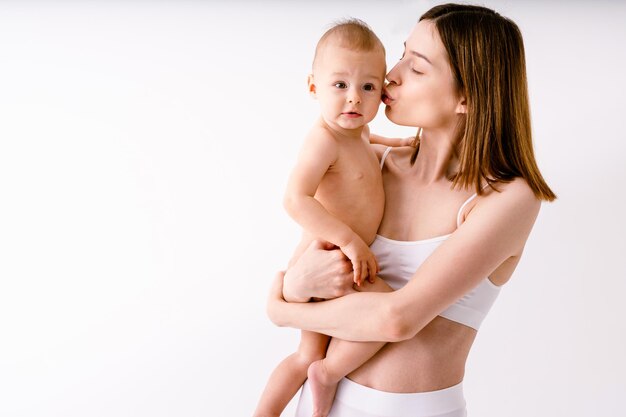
[266,259,397,341]
[282,239,355,302]
[340,235,378,286]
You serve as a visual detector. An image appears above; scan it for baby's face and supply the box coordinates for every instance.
[311,44,386,131]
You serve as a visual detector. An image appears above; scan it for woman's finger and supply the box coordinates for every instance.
[273,270,286,298]
[266,271,286,325]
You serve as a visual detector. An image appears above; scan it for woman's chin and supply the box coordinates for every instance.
[384,105,396,120]
[384,106,412,127]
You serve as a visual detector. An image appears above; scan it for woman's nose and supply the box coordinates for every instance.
[386,62,401,84]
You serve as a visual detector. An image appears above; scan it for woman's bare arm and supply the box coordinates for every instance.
[268,179,541,342]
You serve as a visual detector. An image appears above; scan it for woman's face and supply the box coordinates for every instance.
[382,20,464,130]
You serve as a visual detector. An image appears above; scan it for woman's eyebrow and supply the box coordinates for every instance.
[403,41,432,65]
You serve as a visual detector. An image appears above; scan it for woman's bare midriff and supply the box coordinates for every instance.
[330,148,516,394]
[345,316,477,393]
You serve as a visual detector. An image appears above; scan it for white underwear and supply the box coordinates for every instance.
[295,377,466,417]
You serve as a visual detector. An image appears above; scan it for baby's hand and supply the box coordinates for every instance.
[369,132,420,148]
[340,236,378,286]
[405,135,420,147]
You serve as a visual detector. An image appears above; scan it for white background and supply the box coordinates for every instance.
[1,1,625,416]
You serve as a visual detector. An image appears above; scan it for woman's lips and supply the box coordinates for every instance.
[382,91,394,105]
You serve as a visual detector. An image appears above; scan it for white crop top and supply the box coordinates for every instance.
[371,147,501,331]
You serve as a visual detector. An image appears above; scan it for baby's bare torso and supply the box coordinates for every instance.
[314,133,384,245]
[292,129,385,263]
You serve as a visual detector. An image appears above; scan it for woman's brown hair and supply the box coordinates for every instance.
[415,4,556,201]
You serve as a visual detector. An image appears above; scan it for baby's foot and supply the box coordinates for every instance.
[307,359,340,417]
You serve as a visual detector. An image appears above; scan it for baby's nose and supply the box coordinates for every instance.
[347,91,361,104]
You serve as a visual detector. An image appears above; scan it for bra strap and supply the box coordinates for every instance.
[380,146,392,170]
[456,183,491,227]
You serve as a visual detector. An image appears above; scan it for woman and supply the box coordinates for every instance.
[268,4,556,417]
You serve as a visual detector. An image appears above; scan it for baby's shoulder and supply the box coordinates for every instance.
[297,124,340,163]
[303,124,340,148]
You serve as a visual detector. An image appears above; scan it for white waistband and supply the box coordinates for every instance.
[332,377,466,417]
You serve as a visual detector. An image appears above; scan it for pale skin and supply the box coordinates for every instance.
[265,18,542,411]
[370,132,418,148]
[253,41,410,417]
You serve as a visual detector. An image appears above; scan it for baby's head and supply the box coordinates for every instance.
[308,19,386,131]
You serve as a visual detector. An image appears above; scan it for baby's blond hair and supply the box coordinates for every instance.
[312,19,385,71]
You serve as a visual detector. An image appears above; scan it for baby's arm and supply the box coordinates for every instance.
[284,129,376,285]
[369,131,418,147]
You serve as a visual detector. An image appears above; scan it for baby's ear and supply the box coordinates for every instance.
[307,74,317,98]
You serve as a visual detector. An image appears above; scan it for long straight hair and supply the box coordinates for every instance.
[415,4,556,201]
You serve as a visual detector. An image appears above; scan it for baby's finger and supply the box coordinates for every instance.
[361,260,369,285]
[367,259,377,283]
[313,239,337,251]
[353,261,362,287]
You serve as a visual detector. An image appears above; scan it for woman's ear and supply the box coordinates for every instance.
[307,74,317,98]
[455,95,467,114]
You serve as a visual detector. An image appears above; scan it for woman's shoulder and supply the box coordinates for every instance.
[490,177,538,199]
[459,178,541,258]
[481,177,541,217]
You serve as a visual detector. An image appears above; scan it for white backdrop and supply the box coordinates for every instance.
[1,1,625,416]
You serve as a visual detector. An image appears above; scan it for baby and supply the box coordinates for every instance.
[254,19,411,417]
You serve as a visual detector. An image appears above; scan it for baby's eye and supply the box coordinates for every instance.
[334,82,347,89]
[363,83,375,91]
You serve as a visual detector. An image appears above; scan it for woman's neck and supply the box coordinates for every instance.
[412,127,461,184]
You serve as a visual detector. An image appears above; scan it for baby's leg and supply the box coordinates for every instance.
[306,278,393,417]
[253,330,329,417]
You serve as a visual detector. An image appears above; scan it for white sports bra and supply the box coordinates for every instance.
[371,147,501,331]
